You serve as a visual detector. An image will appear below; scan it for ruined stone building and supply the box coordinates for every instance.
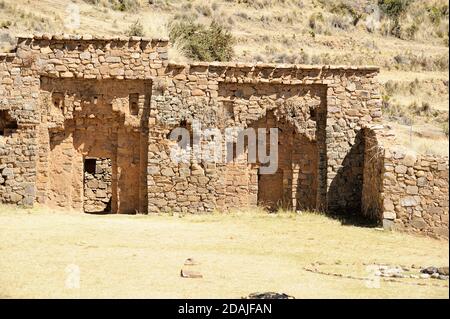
[0,35,448,238]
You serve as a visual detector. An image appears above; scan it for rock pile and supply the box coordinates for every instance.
[373,264,449,280]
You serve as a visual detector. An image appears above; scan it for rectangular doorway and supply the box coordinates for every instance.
[83,157,112,214]
[257,169,284,211]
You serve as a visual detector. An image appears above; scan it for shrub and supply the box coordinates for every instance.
[427,4,449,26]
[109,0,140,12]
[83,0,101,5]
[0,20,11,28]
[378,0,411,20]
[195,4,212,17]
[169,20,234,61]
[309,12,324,30]
[330,1,364,26]
[126,20,145,37]
[410,101,432,116]
[330,15,349,30]
[404,22,419,40]
[308,12,328,34]
[378,0,411,38]
[442,122,449,137]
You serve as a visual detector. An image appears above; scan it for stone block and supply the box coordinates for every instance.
[402,153,417,167]
[400,197,418,207]
[410,218,427,230]
[395,165,407,174]
[406,186,418,195]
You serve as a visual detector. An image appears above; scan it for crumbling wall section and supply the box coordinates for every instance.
[0,53,40,206]
[362,126,449,239]
[361,126,386,222]
[383,148,449,238]
[324,69,382,216]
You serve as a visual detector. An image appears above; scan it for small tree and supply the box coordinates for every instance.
[127,20,145,37]
[378,0,412,37]
[169,20,234,61]
[378,0,411,19]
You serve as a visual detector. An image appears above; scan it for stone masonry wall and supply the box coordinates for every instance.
[83,158,112,213]
[361,125,385,222]
[1,34,447,239]
[3,34,449,238]
[0,53,39,206]
[2,35,167,208]
[383,148,449,238]
[362,126,449,239]
[149,62,381,214]
[14,35,450,235]
[38,78,150,213]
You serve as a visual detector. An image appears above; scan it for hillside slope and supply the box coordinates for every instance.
[1,0,448,154]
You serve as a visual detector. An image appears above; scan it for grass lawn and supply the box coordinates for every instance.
[0,205,448,298]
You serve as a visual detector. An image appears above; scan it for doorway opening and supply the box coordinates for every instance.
[83,157,112,214]
[0,110,18,137]
[257,169,284,211]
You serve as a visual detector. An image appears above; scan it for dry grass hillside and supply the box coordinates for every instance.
[1,0,449,154]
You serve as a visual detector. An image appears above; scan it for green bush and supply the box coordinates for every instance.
[109,0,140,12]
[330,1,364,26]
[378,0,412,37]
[169,20,234,61]
[127,20,145,37]
[378,0,411,20]
[427,4,449,26]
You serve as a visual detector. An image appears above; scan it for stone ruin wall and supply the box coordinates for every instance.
[0,34,448,238]
[0,51,39,206]
[83,157,112,213]
[38,77,150,214]
[362,126,449,239]
[149,61,382,214]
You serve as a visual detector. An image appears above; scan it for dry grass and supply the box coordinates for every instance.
[0,204,448,298]
[379,71,449,154]
[387,122,449,156]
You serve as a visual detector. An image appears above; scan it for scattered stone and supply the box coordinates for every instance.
[421,267,438,275]
[246,292,294,299]
[181,257,202,278]
[184,258,200,266]
[180,269,203,278]
[438,267,449,276]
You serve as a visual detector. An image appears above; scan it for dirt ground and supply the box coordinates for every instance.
[0,205,448,299]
